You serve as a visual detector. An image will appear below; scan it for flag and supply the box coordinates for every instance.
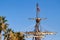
[36,3,40,12]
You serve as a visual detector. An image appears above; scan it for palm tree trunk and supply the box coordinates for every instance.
[0,32,1,40]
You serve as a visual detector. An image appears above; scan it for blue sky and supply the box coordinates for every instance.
[0,0,60,40]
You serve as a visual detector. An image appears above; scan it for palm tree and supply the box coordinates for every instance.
[3,28,14,40]
[14,32,25,40]
[0,16,25,40]
[0,16,8,40]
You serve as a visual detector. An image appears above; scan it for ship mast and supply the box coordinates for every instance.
[34,3,41,40]
[24,1,56,40]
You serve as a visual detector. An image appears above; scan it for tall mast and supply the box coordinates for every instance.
[34,2,41,40]
[35,2,40,33]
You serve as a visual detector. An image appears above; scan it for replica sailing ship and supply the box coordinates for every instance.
[24,2,56,40]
